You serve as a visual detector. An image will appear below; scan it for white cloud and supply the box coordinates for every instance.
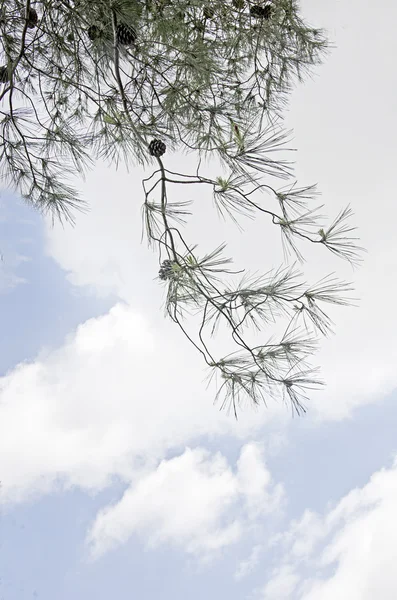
[87,447,240,559]
[87,444,282,561]
[237,443,284,519]
[260,459,397,600]
[235,544,263,581]
[0,270,26,293]
[0,302,277,506]
[0,250,29,293]
[261,565,300,600]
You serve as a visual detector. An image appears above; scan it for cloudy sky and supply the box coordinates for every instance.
[1,1,397,598]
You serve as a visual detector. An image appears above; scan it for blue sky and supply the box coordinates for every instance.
[2,1,397,599]
[0,194,114,374]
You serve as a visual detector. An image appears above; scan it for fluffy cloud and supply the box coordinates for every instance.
[259,459,397,599]
[237,443,284,519]
[0,302,277,505]
[0,249,29,293]
[261,565,300,600]
[87,444,283,560]
[235,544,263,581]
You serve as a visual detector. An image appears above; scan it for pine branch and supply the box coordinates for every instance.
[0,0,365,416]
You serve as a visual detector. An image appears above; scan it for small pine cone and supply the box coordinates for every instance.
[116,22,137,46]
[87,24,101,41]
[159,259,174,280]
[250,4,272,19]
[203,6,215,19]
[232,0,245,8]
[26,7,38,29]
[0,65,9,83]
[263,4,272,19]
[149,139,166,157]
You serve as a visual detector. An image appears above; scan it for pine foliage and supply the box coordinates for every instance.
[0,0,364,416]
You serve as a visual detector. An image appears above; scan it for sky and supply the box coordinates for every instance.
[1,1,397,599]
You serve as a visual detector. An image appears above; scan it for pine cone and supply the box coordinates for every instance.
[87,24,101,41]
[26,7,38,29]
[250,4,272,19]
[0,65,9,83]
[116,23,137,46]
[159,259,174,280]
[149,139,166,157]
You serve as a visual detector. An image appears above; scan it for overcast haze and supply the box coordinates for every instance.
[1,0,397,598]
